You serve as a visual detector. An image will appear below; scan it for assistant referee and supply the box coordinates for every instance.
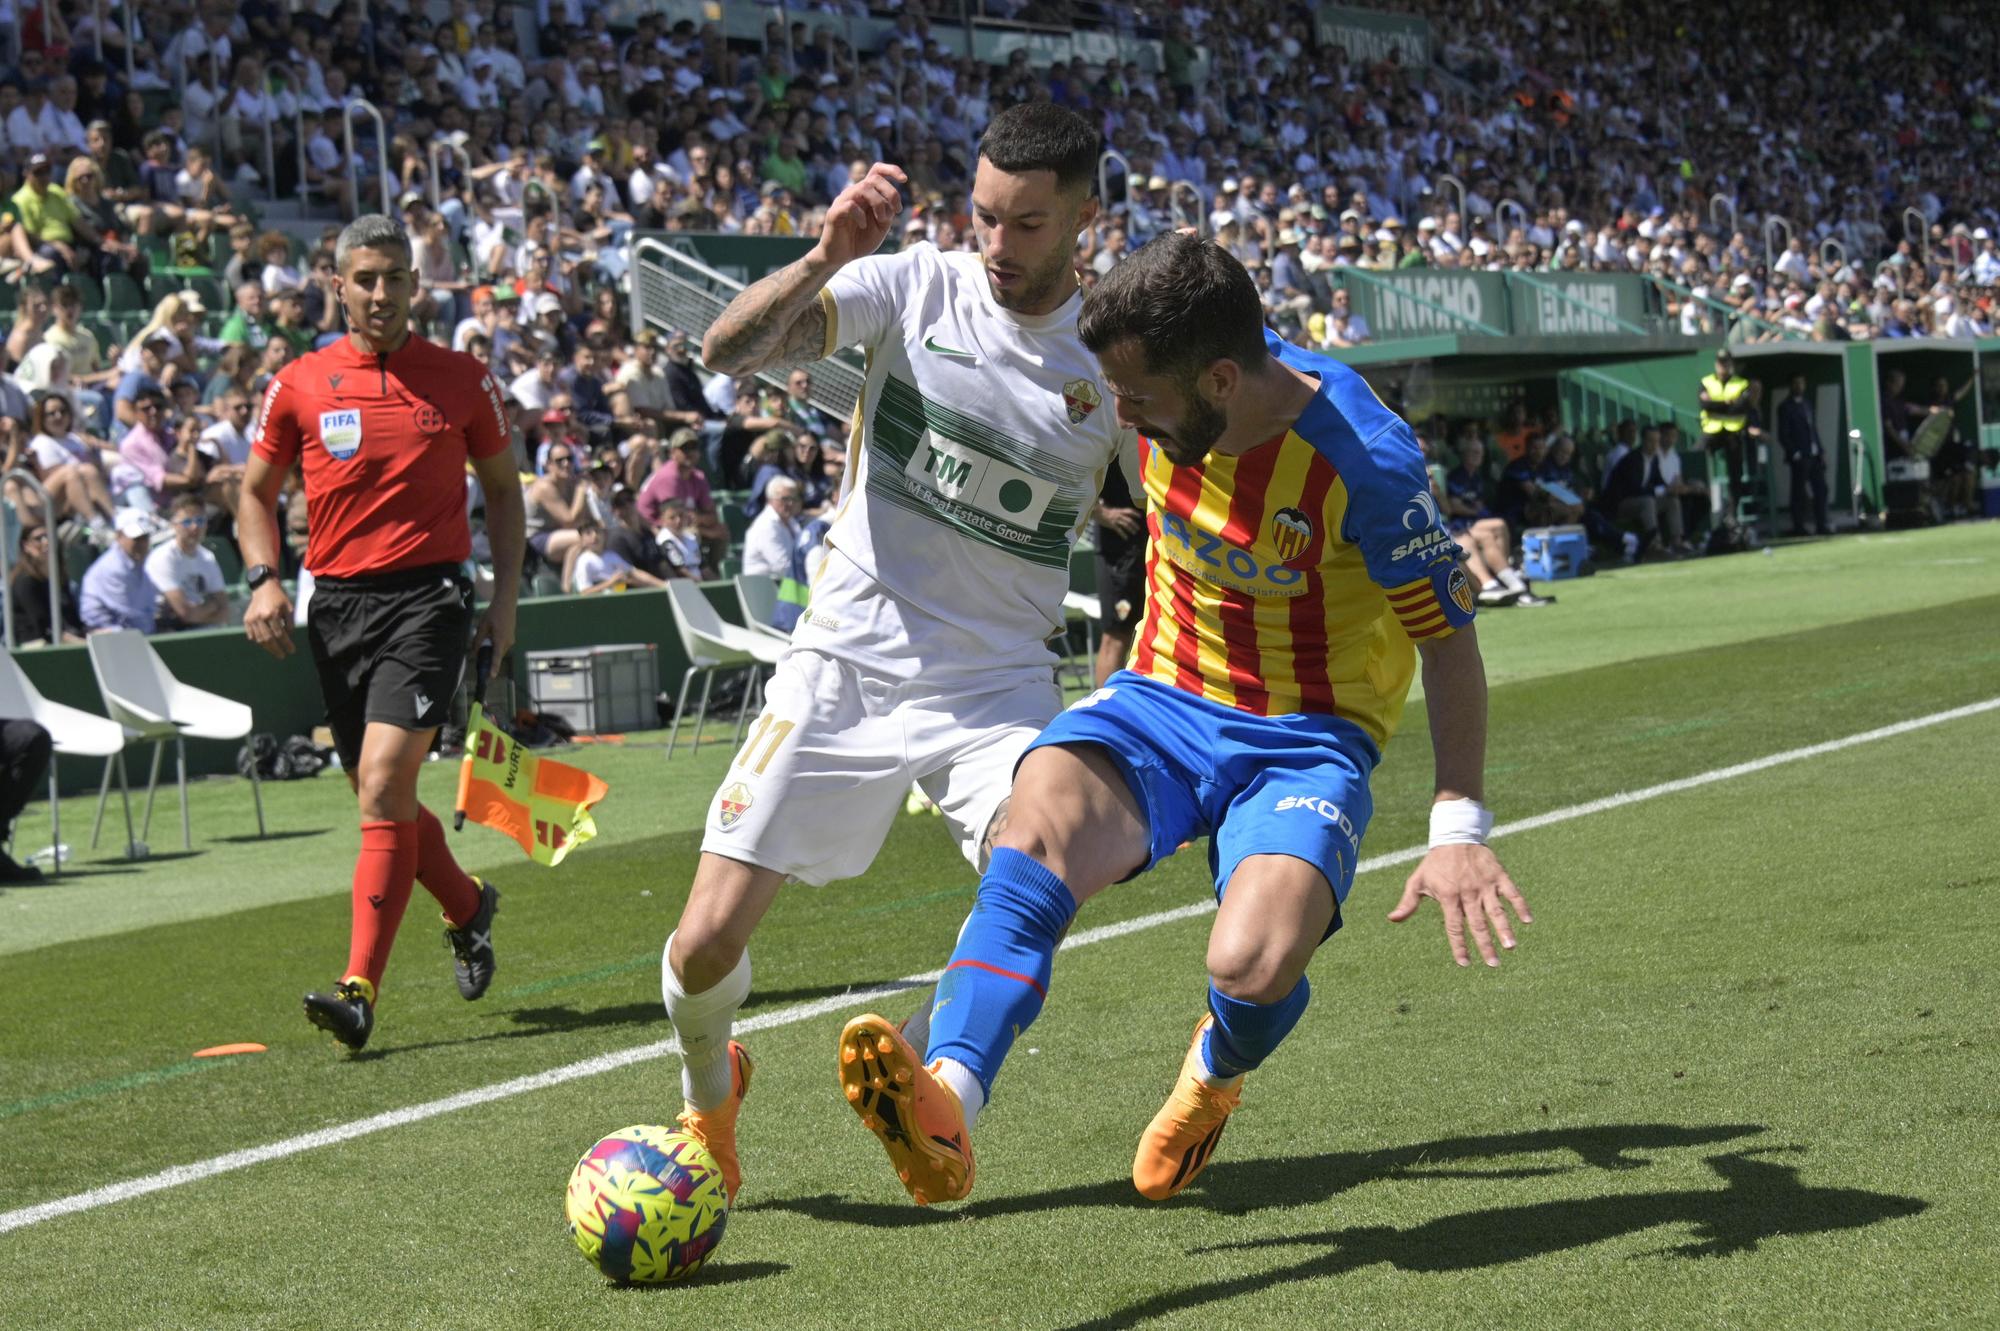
[238,215,527,1052]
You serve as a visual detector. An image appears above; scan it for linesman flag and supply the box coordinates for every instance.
[454,702,609,865]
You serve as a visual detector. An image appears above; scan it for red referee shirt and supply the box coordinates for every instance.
[252,334,511,578]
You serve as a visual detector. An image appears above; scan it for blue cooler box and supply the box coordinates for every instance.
[1521,525,1589,580]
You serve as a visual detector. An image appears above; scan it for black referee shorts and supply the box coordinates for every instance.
[1094,537,1146,635]
[307,563,474,771]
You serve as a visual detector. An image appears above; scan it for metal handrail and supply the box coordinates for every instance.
[1709,193,1735,234]
[1763,216,1793,273]
[124,0,135,82]
[343,99,393,221]
[1334,267,1509,338]
[1495,197,1529,238]
[258,102,276,210]
[93,0,104,61]
[1435,172,1466,228]
[428,139,465,213]
[0,471,60,651]
[1646,272,1793,341]
[1509,269,1654,336]
[1167,180,1205,236]
[1819,237,1847,273]
[1096,148,1132,216]
[208,48,224,161]
[1902,207,1930,268]
[294,100,309,211]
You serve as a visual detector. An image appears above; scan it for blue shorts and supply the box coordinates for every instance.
[1025,672,1379,936]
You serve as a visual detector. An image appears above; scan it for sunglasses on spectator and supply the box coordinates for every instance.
[548,453,574,466]
[177,516,208,529]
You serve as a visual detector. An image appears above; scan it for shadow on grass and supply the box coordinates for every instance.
[215,829,331,844]
[608,1260,790,1290]
[751,1122,1771,1229]
[1054,1146,1928,1331]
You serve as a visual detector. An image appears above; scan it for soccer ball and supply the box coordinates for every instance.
[564,1126,729,1283]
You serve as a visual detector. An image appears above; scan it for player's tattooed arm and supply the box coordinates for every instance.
[701,255,835,378]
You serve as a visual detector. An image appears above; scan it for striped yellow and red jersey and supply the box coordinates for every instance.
[1127,332,1475,748]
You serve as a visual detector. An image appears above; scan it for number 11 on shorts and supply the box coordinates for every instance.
[737,715,796,776]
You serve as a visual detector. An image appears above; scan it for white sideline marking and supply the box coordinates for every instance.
[4,696,1996,1236]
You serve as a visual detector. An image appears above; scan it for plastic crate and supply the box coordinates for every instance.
[526,643,659,735]
[1521,525,1589,581]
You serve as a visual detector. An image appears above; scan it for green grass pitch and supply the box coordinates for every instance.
[1,525,1996,1329]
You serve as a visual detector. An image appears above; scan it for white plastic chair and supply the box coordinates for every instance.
[1060,590,1103,693]
[0,650,136,875]
[664,581,786,759]
[85,630,266,851]
[731,572,797,643]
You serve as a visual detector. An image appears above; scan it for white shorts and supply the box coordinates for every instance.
[699,648,1060,885]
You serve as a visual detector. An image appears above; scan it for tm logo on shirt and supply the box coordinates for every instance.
[319,409,363,461]
[904,435,1057,537]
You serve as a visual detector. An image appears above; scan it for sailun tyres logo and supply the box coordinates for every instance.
[1403,488,1443,531]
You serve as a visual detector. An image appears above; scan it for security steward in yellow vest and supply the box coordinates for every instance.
[1698,350,1753,516]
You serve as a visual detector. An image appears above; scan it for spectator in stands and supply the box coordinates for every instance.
[114,386,203,514]
[715,385,791,487]
[609,328,691,434]
[743,428,815,520]
[636,427,725,560]
[510,347,564,417]
[523,435,590,577]
[8,521,84,646]
[62,157,143,280]
[742,474,805,583]
[112,332,174,430]
[1443,434,1546,606]
[24,392,115,532]
[567,513,664,594]
[607,486,671,583]
[653,497,706,580]
[220,281,271,350]
[779,366,835,441]
[1602,424,1695,558]
[197,387,256,515]
[42,282,115,432]
[145,494,229,632]
[12,152,99,278]
[79,509,160,633]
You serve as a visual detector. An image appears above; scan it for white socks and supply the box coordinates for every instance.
[661,931,752,1110]
[1497,565,1528,593]
[933,1057,986,1129]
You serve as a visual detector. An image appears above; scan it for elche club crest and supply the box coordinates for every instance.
[1062,378,1101,425]
[1270,506,1314,563]
[717,782,753,829]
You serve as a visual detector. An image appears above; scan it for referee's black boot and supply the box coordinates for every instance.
[444,879,500,1000]
[303,977,375,1051]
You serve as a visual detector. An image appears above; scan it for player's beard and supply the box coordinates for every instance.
[1152,385,1229,466]
[988,243,1077,313]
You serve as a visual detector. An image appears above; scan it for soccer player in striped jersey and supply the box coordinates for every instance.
[839,232,1532,1205]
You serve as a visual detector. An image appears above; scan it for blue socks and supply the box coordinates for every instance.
[924,848,1078,1099]
[1201,977,1311,1081]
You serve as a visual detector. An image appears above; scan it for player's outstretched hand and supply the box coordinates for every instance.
[814,163,908,267]
[1388,844,1531,968]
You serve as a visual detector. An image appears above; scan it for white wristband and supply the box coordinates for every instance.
[1429,797,1493,848]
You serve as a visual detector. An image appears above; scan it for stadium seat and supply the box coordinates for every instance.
[0,650,137,875]
[0,283,16,314]
[69,272,104,313]
[105,272,149,312]
[663,580,784,759]
[730,572,795,642]
[85,630,266,851]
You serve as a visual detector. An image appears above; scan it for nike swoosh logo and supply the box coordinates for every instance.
[922,335,976,359]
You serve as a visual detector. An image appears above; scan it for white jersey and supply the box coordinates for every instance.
[797,244,1130,680]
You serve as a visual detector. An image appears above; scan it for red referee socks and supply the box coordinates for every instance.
[345,820,418,991]
[413,805,480,927]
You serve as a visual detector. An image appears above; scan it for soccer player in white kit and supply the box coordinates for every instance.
[661,104,1131,1202]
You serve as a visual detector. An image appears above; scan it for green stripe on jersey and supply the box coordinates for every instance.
[866,373,1088,570]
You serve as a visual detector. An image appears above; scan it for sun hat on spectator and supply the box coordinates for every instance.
[1975,228,1992,240]
[667,427,701,453]
[1146,175,1167,190]
[1417,218,1438,232]
[116,510,162,540]
[534,293,563,317]
[1218,178,1239,193]
[492,287,519,305]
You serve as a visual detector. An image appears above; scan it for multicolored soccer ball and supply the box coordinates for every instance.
[564,1126,729,1283]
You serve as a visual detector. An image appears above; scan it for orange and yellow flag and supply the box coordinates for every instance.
[454,703,609,865]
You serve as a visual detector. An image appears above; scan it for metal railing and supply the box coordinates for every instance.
[1819,238,1848,273]
[1646,273,1795,342]
[343,99,393,221]
[1710,193,1736,234]
[428,139,466,213]
[1167,180,1206,236]
[1435,173,1466,227]
[630,239,865,421]
[123,1,137,83]
[1495,197,1529,238]
[1096,148,1132,217]
[0,472,60,652]
[1763,215,1793,273]
[294,100,310,211]
[1902,207,1930,268]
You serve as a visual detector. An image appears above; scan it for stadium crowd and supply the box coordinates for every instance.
[3,0,1996,644]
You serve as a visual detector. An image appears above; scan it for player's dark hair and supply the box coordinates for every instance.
[976,103,1099,197]
[1077,232,1268,384]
